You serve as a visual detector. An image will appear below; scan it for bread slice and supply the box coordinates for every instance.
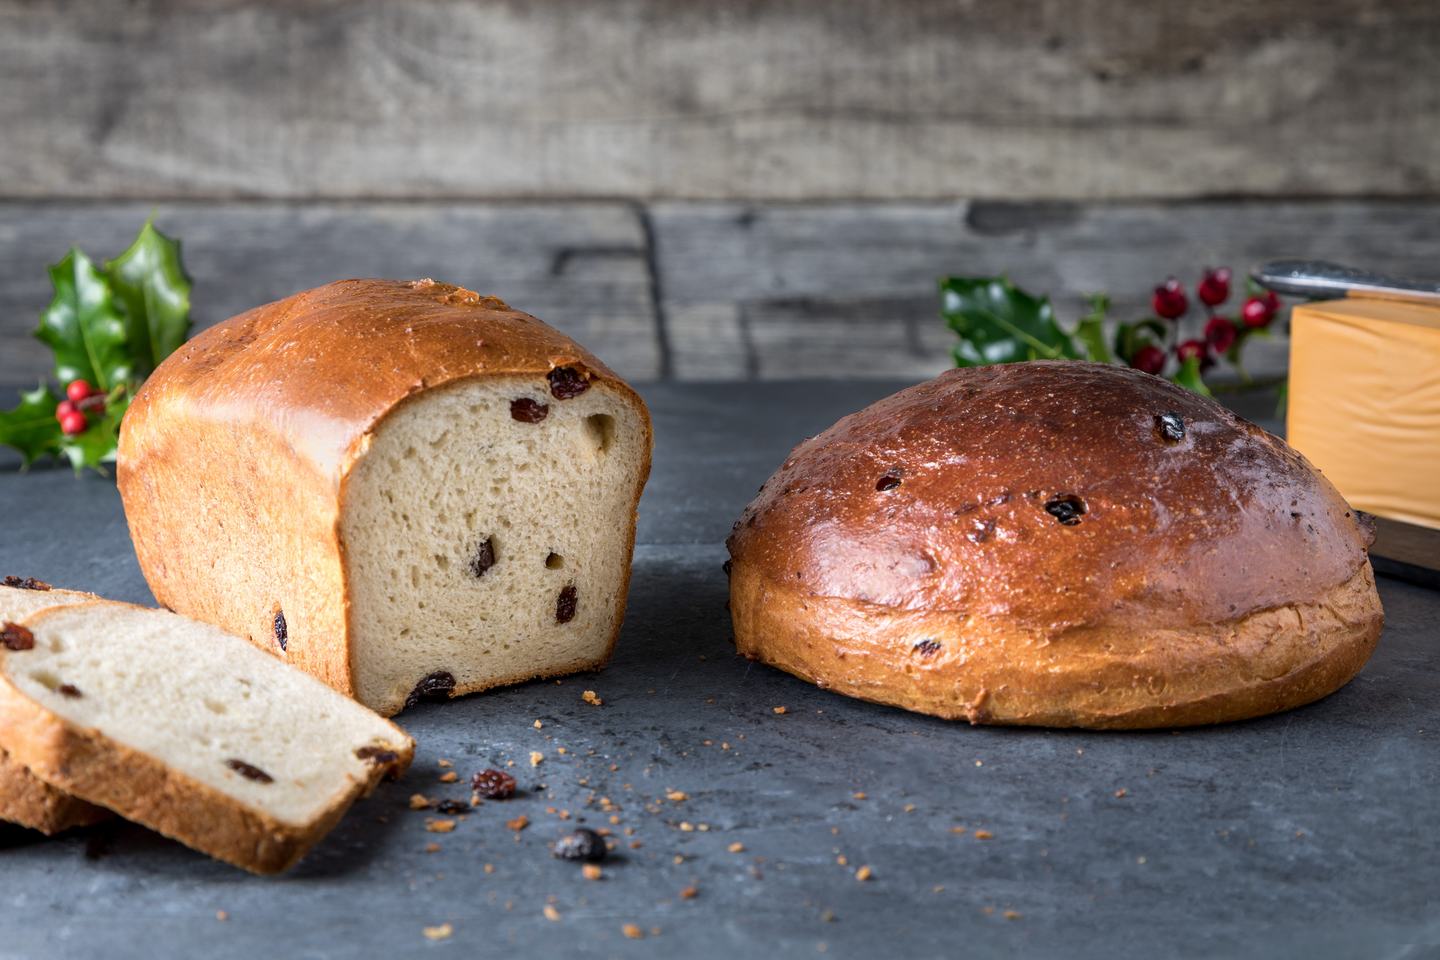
[119,279,653,716]
[0,601,414,873]
[0,580,109,834]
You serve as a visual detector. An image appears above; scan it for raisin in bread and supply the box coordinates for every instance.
[727,361,1384,729]
[119,279,653,716]
[0,601,413,873]
[0,579,109,833]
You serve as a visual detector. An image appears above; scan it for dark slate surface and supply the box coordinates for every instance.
[0,381,1436,960]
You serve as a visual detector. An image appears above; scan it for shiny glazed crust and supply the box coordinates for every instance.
[726,362,1384,729]
[117,279,653,713]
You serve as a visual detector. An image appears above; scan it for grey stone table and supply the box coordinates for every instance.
[0,381,1436,960]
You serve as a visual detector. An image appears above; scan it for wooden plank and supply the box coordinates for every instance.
[0,202,660,388]
[652,200,1440,380]
[2,0,1437,201]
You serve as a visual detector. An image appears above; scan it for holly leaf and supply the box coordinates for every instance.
[1072,293,1112,363]
[0,384,62,467]
[106,220,192,376]
[57,388,131,474]
[35,249,134,392]
[941,276,1081,366]
[1113,318,1168,365]
[1171,355,1212,396]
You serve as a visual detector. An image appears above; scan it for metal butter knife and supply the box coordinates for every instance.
[1250,259,1440,589]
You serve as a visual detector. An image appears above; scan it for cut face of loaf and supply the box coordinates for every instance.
[0,602,413,873]
[344,376,649,712]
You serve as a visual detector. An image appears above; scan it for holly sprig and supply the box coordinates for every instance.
[0,221,191,472]
[940,268,1285,396]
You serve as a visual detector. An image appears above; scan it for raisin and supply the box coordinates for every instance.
[553,827,607,862]
[547,366,590,400]
[355,745,400,766]
[273,609,288,653]
[0,622,34,651]
[1044,494,1086,526]
[470,537,497,578]
[436,799,469,815]
[472,768,517,799]
[57,683,82,698]
[225,759,274,783]
[510,397,550,423]
[556,585,578,624]
[875,471,903,492]
[1156,411,1186,442]
[405,671,457,710]
[913,639,942,657]
[2,576,51,591]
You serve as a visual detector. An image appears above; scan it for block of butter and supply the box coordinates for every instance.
[1287,297,1440,530]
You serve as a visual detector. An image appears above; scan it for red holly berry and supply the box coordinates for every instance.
[1240,291,1281,329]
[1204,315,1238,354]
[1176,338,1214,371]
[66,379,96,403]
[1152,278,1188,320]
[59,410,88,435]
[1197,267,1231,307]
[1130,344,1166,376]
[54,400,77,421]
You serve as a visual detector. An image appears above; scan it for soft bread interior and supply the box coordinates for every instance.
[7,603,409,827]
[342,375,647,713]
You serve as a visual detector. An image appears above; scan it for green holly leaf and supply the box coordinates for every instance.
[0,383,62,468]
[941,276,1081,367]
[106,220,193,376]
[57,388,131,474]
[35,249,134,392]
[1072,293,1113,363]
[1113,318,1168,365]
[1171,355,1212,396]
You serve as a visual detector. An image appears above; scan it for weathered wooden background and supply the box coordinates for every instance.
[2,0,1437,387]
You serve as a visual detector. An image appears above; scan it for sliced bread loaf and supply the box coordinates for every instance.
[0,601,414,873]
[119,279,653,715]
[0,579,109,834]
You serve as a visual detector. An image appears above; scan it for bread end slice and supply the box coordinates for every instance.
[0,602,414,873]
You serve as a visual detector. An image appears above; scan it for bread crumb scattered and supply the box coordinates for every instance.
[215,910,228,922]
[665,790,688,802]
[855,865,873,882]
[852,792,867,800]
[506,814,529,832]
[697,823,710,832]
[543,905,561,922]
[903,803,916,813]
[426,819,456,833]
[728,842,746,853]
[1114,788,1128,798]
[423,923,453,941]
[772,706,788,715]
[680,885,699,900]
[950,826,967,835]
[582,863,603,881]
[437,758,453,768]
[973,830,993,840]
[483,863,495,874]
[1003,910,1022,921]
[582,690,603,706]
[673,854,685,865]
[409,794,432,810]
[424,842,441,853]
[533,719,543,729]
[622,924,644,940]
[439,771,459,783]
[530,751,544,767]
[679,821,695,832]
[836,855,847,866]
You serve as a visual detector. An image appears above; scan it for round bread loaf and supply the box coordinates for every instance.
[726,361,1383,729]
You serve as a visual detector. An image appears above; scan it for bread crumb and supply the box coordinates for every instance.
[582,863,603,881]
[439,772,459,783]
[424,842,441,853]
[506,814,529,832]
[933,885,945,893]
[852,792,867,800]
[423,923,453,941]
[1003,910,1022,921]
[680,885,699,900]
[982,906,995,916]
[973,830,993,840]
[673,854,685,865]
[903,803,916,813]
[975,760,983,767]
[215,910,228,922]
[409,794,432,810]
[582,690,603,706]
[665,790,688,802]
[557,747,567,755]
[426,819,456,833]
[437,758,453,768]
[483,863,495,874]
[855,865,873,882]
[530,751,544,767]
[679,821,695,832]
[697,823,710,832]
[1114,788,1128,798]
[950,826,967,835]
[728,842,745,853]
[836,855,847,865]
[772,706,787,715]
[622,924,644,940]
[533,719,543,729]
[543,905,561,922]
